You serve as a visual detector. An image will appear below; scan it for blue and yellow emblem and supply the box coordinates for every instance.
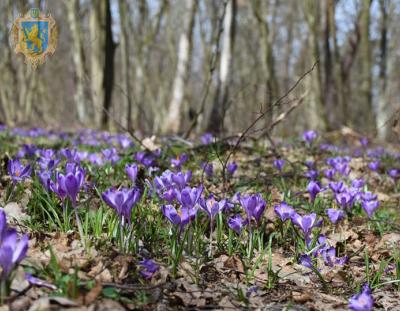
[11,8,58,69]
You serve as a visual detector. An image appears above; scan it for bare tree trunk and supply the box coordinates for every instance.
[118,0,133,130]
[323,0,335,130]
[100,0,116,129]
[90,0,106,126]
[251,0,279,129]
[358,0,375,133]
[376,0,389,140]
[163,0,197,134]
[207,0,236,134]
[303,0,327,131]
[329,0,344,127]
[67,0,87,123]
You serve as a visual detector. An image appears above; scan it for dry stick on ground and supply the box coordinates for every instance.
[220,61,318,192]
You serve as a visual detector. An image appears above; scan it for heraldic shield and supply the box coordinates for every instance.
[11,8,58,69]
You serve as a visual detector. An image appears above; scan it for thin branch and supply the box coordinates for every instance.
[221,61,318,192]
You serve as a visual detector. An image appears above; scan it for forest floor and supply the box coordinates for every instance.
[0,127,399,310]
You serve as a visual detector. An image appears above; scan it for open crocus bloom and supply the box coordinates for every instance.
[200,195,227,219]
[348,284,374,311]
[291,212,322,235]
[228,214,248,234]
[274,202,295,222]
[175,186,203,209]
[7,159,32,183]
[161,205,197,227]
[326,208,345,224]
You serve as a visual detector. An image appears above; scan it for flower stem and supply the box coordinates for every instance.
[73,204,85,248]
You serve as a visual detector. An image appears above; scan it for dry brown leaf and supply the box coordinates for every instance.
[3,202,28,222]
[292,291,312,303]
[83,281,103,305]
[375,290,400,310]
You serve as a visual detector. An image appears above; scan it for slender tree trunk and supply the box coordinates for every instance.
[303,0,327,131]
[323,0,335,130]
[207,0,236,134]
[329,0,344,127]
[100,0,116,130]
[67,0,87,123]
[163,0,197,134]
[118,0,133,130]
[376,0,389,140]
[90,0,106,126]
[251,0,279,129]
[358,0,375,133]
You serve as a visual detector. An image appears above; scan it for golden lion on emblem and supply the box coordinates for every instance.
[22,24,45,54]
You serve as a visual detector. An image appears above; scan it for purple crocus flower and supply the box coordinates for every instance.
[102,187,141,224]
[228,214,248,234]
[125,164,138,185]
[161,205,197,227]
[50,172,68,202]
[135,152,156,167]
[139,259,159,280]
[170,154,188,170]
[361,200,379,218]
[326,208,345,224]
[63,165,85,207]
[60,148,80,163]
[240,194,266,224]
[368,161,380,172]
[154,170,174,192]
[200,133,213,145]
[0,210,29,282]
[200,195,227,219]
[304,170,319,181]
[335,190,356,211]
[329,181,345,194]
[201,163,213,178]
[321,247,348,267]
[388,169,400,181]
[335,162,351,177]
[8,159,32,183]
[274,202,295,222]
[351,179,365,189]
[348,284,374,311]
[102,148,120,164]
[38,171,52,191]
[273,159,285,172]
[303,130,317,145]
[307,180,321,202]
[227,162,238,176]
[323,168,336,180]
[171,170,192,189]
[305,160,315,169]
[299,254,314,269]
[359,137,368,147]
[25,273,57,290]
[291,212,322,236]
[361,191,377,202]
[175,186,203,209]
